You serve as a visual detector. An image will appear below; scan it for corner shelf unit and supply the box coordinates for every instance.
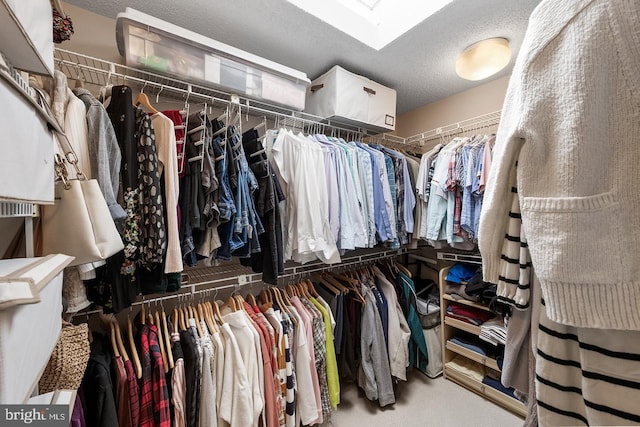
[439,266,526,418]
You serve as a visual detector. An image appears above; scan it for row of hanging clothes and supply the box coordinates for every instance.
[41,68,429,318]
[75,259,431,427]
[414,133,496,249]
[261,126,423,266]
[181,104,285,286]
[37,68,293,315]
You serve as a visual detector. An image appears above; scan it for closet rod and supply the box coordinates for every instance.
[72,247,412,318]
[54,49,395,138]
[405,110,502,145]
[76,280,249,317]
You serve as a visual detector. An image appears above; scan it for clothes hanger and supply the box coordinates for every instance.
[246,292,257,307]
[259,288,272,306]
[74,65,85,89]
[315,276,340,296]
[197,303,212,335]
[318,273,349,294]
[154,309,169,374]
[328,271,359,286]
[395,261,413,278]
[201,301,217,334]
[109,322,120,358]
[127,308,142,379]
[160,302,174,369]
[172,308,180,335]
[306,279,320,298]
[113,321,129,363]
[140,299,146,325]
[134,82,159,114]
[190,303,205,338]
[212,300,224,325]
[285,283,298,298]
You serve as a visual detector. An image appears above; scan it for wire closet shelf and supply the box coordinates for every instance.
[405,110,502,146]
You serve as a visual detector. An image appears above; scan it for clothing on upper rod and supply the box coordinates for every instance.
[41,60,423,316]
[415,133,496,249]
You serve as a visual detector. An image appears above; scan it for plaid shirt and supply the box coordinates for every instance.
[301,298,331,420]
[139,327,154,427]
[148,325,171,427]
[124,359,140,427]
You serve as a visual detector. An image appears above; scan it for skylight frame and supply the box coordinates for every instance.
[286,0,454,50]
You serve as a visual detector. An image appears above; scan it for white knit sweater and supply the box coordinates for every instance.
[479,0,640,330]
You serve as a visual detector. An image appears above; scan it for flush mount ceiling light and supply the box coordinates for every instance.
[456,37,511,81]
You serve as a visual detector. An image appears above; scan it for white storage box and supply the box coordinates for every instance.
[116,8,310,110]
[0,254,74,403]
[0,75,54,204]
[0,0,54,75]
[305,66,397,133]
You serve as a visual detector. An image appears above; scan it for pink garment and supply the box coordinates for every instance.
[243,302,279,427]
[290,296,323,424]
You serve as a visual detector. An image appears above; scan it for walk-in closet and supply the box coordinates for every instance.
[1,1,639,426]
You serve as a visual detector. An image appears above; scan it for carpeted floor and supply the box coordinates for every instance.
[328,372,524,427]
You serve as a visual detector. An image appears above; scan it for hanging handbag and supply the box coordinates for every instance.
[41,128,124,266]
[50,0,74,44]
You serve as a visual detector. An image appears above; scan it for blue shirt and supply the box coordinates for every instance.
[356,143,394,242]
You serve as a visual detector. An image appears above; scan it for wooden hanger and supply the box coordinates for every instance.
[140,302,146,325]
[329,271,359,285]
[199,303,215,335]
[259,289,272,306]
[154,310,169,374]
[212,301,224,325]
[127,315,142,379]
[320,273,350,293]
[306,279,320,298]
[135,91,159,114]
[202,302,217,333]
[114,321,129,362]
[394,261,412,278]
[109,322,120,358]
[172,309,180,335]
[161,309,174,369]
[191,305,205,338]
[272,287,290,314]
[222,295,238,312]
[247,293,257,308]
[285,284,298,298]
[313,274,340,295]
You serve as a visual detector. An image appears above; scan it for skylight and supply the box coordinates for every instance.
[286,0,454,50]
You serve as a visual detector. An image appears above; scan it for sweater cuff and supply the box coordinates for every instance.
[109,203,126,220]
[482,255,501,285]
[541,280,640,330]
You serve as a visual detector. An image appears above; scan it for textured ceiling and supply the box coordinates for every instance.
[65,0,542,114]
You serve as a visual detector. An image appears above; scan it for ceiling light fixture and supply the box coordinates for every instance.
[456,37,511,81]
